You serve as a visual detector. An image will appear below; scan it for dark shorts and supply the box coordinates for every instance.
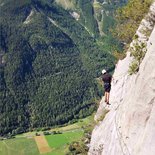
[104,83,111,92]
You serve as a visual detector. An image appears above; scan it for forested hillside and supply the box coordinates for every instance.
[93,0,127,35]
[55,0,127,38]
[55,0,128,61]
[0,0,115,136]
[56,0,99,37]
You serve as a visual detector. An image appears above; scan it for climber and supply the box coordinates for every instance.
[101,69,112,105]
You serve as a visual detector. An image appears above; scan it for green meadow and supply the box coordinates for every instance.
[0,138,39,155]
[0,114,95,155]
[45,130,84,155]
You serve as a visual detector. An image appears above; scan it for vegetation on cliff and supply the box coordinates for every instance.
[113,0,152,44]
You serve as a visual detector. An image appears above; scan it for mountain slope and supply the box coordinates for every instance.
[55,0,99,37]
[0,0,114,135]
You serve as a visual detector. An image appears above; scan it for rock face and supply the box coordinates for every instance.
[89,2,155,155]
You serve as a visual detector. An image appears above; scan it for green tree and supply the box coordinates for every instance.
[113,0,152,43]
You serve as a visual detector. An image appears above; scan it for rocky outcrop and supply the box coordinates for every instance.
[89,2,155,155]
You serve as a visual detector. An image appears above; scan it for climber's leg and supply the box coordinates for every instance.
[105,92,107,102]
[106,92,110,104]
[104,83,111,104]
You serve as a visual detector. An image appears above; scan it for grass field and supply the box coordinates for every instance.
[45,130,84,155]
[50,114,95,132]
[0,114,95,155]
[93,2,102,9]
[55,0,74,9]
[0,137,39,155]
[0,131,83,155]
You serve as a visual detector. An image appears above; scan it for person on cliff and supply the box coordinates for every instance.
[101,69,112,105]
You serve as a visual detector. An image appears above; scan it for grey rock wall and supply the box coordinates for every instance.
[89,2,155,155]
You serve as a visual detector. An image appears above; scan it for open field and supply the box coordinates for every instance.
[0,114,95,155]
[55,0,74,9]
[0,131,83,155]
[50,114,95,132]
[0,137,39,155]
[46,130,84,155]
[93,2,102,9]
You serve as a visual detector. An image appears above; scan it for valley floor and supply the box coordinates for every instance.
[0,114,95,155]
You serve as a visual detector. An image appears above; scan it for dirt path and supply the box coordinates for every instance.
[34,136,52,154]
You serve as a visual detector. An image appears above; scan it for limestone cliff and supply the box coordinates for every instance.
[89,2,155,155]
